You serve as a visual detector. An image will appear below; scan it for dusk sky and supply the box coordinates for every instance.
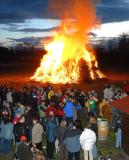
[0,0,129,47]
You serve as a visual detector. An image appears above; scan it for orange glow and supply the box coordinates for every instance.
[31,0,105,83]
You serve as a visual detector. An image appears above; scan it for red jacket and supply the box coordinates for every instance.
[56,107,64,117]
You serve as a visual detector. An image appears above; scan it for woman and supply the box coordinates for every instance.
[80,123,96,160]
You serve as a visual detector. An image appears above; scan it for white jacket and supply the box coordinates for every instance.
[79,128,96,151]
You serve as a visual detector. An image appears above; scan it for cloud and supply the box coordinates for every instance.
[8,37,41,44]
[1,0,129,48]
[0,0,129,25]
[7,36,52,47]
[0,0,54,24]
[4,26,59,33]
[97,0,129,23]
[92,21,129,38]
[0,42,5,46]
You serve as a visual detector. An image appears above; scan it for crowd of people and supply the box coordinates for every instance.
[0,81,129,160]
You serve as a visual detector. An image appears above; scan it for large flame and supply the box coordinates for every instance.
[31,0,104,84]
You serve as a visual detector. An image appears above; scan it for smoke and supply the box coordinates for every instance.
[49,0,99,42]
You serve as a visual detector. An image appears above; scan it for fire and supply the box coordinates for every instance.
[31,0,105,84]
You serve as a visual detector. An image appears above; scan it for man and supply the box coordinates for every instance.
[57,119,68,160]
[103,84,109,100]
[46,111,57,160]
[32,116,44,151]
[63,96,74,124]
[63,121,82,160]
[86,96,98,116]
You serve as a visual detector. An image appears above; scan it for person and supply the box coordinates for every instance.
[45,102,57,119]
[99,99,106,117]
[103,84,109,100]
[107,87,114,102]
[13,111,21,125]
[13,115,28,151]
[51,92,59,107]
[72,98,81,121]
[17,136,33,160]
[63,121,82,160]
[114,120,122,149]
[91,90,98,99]
[57,119,68,160]
[25,105,34,141]
[63,96,74,124]
[102,101,112,127]
[32,88,38,113]
[89,116,98,160]
[32,116,44,151]
[46,111,57,160]
[86,96,98,116]
[48,89,54,102]
[0,114,14,155]
[38,100,46,128]
[6,88,13,107]
[80,123,96,160]
[74,119,83,131]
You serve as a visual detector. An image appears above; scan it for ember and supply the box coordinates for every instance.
[31,0,105,83]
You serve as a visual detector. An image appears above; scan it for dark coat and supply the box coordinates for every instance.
[57,126,68,144]
[63,129,82,153]
[17,142,33,160]
[13,122,28,142]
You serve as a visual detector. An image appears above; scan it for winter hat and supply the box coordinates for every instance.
[20,136,27,142]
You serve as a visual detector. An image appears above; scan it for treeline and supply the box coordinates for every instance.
[0,46,45,64]
[95,34,129,71]
[0,34,129,71]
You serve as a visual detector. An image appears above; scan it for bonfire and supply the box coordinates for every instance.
[31,0,105,84]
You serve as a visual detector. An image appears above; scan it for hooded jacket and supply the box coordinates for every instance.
[63,128,82,153]
[80,128,96,151]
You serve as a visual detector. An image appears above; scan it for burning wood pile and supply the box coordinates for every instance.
[31,0,105,84]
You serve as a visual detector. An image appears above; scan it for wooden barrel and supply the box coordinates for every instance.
[98,120,109,141]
